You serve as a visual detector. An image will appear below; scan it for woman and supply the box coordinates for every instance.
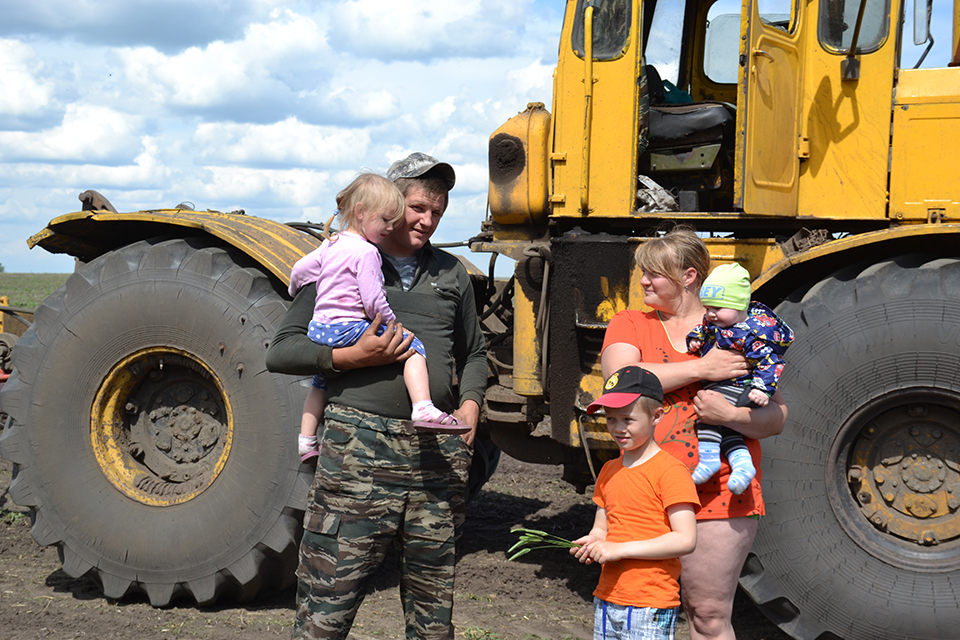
[600,227,786,640]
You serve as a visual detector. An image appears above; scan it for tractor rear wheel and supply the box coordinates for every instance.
[0,237,312,606]
[742,255,960,640]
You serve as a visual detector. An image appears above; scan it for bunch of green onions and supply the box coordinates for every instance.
[507,527,578,561]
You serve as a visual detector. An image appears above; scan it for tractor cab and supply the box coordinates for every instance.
[488,0,955,236]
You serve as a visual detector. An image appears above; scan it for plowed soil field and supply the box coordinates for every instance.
[0,451,790,640]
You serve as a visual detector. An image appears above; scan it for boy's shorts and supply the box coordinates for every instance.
[593,597,678,640]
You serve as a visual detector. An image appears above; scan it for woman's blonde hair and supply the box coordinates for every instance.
[634,226,710,290]
[324,173,405,239]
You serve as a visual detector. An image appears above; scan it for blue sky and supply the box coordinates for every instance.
[0,0,563,273]
[0,0,953,273]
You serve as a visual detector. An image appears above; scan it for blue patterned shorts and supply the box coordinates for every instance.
[593,598,678,640]
[307,319,426,390]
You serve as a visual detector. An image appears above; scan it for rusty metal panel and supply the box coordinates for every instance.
[548,232,636,448]
[28,209,321,285]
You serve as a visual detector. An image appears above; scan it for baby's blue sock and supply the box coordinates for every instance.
[726,448,756,495]
[692,441,721,484]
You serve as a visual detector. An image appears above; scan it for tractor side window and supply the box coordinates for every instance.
[645,0,685,84]
[758,0,795,32]
[704,2,742,84]
[819,0,891,53]
[573,0,632,60]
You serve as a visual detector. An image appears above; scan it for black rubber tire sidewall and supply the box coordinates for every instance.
[748,256,960,640]
[2,237,308,603]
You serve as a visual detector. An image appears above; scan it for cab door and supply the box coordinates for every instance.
[734,0,803,214]
[551,0,644,219]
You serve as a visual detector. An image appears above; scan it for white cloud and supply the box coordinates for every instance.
[0,1,566,272]
[0,0,279,54]
[506,59,554,97]
[117,9,328,113]
[0,40,56,118]
[0,136,162,186]
[184,166,331,210]
[193,118,371,168]
[329,0,534,60]
[0,105,142,162]
[61,137,169,188]
[320,86,401,122]
[449,162,489,195]
[425,97,458,126]
[432,127,488,165]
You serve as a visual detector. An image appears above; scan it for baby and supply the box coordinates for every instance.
[687,263,794,494]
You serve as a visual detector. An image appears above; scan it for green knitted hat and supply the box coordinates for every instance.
[699,263,751,311]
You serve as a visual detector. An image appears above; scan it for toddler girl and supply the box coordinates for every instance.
[289,173,469,462]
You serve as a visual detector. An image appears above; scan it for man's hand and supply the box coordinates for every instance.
[453,400,480,446]
[331,313,415,371]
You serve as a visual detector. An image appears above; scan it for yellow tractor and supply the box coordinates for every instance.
[2,0,959,637]
[476,0,960,638]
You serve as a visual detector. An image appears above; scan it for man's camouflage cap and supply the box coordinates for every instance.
[387,152,456,191]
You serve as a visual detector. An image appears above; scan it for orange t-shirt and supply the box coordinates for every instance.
[601,309,765,519]
[592,451,700,608]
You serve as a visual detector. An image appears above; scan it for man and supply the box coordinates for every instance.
[266,153,487,639]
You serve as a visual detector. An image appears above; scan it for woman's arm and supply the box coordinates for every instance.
[694,388,787,440]
[601,342,749,393]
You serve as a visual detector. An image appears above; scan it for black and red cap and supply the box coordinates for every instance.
[586,366,664,414]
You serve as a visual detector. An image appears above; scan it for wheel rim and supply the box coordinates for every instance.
[91,348,233,506]
[827,388,960,572]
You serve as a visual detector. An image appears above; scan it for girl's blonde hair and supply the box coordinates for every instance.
[634,225,711,290]
[324,173,406,240]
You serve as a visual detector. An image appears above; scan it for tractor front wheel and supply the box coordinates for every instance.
[0,237,312,606]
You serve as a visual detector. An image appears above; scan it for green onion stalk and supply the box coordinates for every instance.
[507,527,579,561]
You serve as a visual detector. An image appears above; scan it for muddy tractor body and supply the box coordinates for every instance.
[473,0,960,638]
[1,0,960,637]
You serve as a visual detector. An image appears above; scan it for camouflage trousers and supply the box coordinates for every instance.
[292,403,471,640]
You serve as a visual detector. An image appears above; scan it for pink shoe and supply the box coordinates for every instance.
[299,434,319,463]
[412,411,472,435]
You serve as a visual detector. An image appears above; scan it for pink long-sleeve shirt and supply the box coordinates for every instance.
[288,231,396,325]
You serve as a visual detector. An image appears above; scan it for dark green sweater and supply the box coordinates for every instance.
[265,243,487,419]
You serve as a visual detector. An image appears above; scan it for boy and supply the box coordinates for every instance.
[686,263,794,494]
[572,366,700,640]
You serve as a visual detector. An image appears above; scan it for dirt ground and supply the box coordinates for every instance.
[0,451,791,640]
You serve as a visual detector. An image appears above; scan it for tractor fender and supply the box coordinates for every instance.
[753,223,960,303]
[27,207,321,285]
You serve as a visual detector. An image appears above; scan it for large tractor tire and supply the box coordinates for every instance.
[0,237,313,606]
[741,255,960,640]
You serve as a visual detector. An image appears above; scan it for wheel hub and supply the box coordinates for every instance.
[848,404,960,546]
[830,389,960,571]
[92,349,233,506]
